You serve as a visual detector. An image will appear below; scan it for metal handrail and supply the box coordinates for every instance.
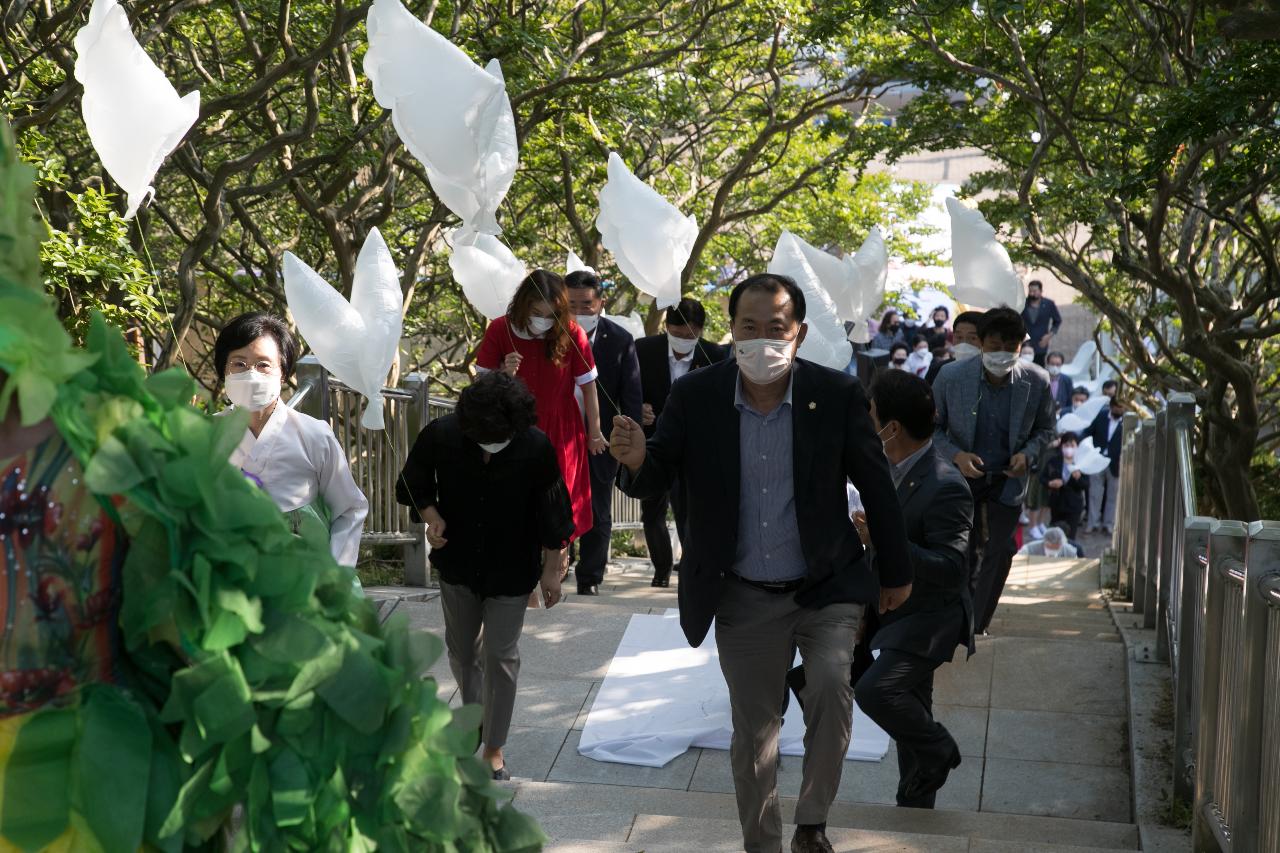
[1117,393,1280,853]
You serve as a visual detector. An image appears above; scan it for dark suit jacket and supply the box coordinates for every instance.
[1088,410,1124,476]
[589,317,643,438]
[1048,374,1074,415]
[1039,451,1089,519]
[872,445,975,662]
[619,359,913,647]
[1021,297,1063,354]
[635,334,726,436]
[925,356,954,386]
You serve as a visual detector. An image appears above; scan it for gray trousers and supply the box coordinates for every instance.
[1087,468,1121,530]
[716,579,865,853]
[439,581,529,750]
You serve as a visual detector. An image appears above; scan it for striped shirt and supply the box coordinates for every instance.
[732,375,807,582]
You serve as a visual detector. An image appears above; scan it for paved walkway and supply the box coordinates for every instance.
[393,554,1141,852]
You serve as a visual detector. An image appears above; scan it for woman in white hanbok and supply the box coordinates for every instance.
[213,313,368,572]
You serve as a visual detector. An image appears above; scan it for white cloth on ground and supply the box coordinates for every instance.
[578,611,890,767]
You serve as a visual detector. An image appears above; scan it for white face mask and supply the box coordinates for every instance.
[225,370,281,412]
[1019,352,1035,364]
[668,332,696,356]
[1063,446,1076,460]
[1044,547,1062,558]
[526,315,555,336]
[575,314,600,333]
[734,337,795,384]
[952,342,981,361]
[982,351,1018,377]
[1047,364,1061,376]
[478,438,511,455]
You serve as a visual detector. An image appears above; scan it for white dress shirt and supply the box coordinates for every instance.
[222,402,369,567]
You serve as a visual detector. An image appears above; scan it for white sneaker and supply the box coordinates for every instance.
[1020,512,1031,525]
[1030,524,1047,540]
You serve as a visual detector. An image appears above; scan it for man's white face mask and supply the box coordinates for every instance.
[734,337,795,384]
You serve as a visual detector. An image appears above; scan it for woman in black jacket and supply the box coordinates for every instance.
[396,371,575,780]
[1040,431,1090,539]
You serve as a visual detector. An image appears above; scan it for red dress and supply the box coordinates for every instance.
[475,317,597,540]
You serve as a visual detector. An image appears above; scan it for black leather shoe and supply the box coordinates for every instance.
[791,826,834,853]
[577,584,599,596]
[491,764,511,781]
[901,745,961,803]
[650,572,671,588]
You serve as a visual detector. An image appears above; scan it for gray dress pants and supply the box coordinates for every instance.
[440,581,530,750]
[715,579,865,853]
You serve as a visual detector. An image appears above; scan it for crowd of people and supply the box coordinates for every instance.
[377,267,1129,853]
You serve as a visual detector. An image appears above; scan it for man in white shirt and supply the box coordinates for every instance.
[1086,398,1126,533]
[633,298,727,586]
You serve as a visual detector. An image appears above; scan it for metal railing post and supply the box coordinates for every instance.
[1128,415,1146,611]
[1163,394,1197,666]
[1152,410,1170,656]
[1194,520,1248,853]
[1232,521,1280,851]
[1116,415,1139,597]
[293,354,329,422]
[399,372,430,587]
[1141,418,1159,629]
[1174,516,1213,806]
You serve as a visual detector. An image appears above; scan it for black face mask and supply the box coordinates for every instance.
[889,321,901,330]
[891,358,906,366]
[934,318,945,327]
[1028,294,1041,302]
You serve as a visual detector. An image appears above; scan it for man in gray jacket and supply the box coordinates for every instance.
[932,307,1056,635]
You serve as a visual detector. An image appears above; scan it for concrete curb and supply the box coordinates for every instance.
[1104,593,1192,853]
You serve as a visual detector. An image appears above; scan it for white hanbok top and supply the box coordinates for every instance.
[220,401,368,566]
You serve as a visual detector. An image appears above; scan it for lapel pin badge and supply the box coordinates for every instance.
[808,401,817,410]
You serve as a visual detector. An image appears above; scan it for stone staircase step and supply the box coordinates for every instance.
[510,780,1141,851]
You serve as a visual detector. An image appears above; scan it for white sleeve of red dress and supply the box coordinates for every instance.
[570,322,598,385]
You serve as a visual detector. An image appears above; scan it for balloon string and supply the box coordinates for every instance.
[135,216,190,371]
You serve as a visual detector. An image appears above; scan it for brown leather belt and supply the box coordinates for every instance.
[729,573,804,594]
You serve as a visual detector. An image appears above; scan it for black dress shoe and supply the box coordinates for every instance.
[791,826,834,853]
[650,571,671,588]
[577,584,599,596]
[491,764,511,781]
[901,745,961,802]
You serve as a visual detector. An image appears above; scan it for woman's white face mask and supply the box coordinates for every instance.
[478,438,512,455]
[526,316,555,336]
[225,370,281,412]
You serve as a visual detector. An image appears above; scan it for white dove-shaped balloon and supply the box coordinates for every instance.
[845,228,889,344]
[767,231,852,370]
[596,152,698,310]
[365,0,517,235]
[567,251,596,275]
[283,228,403,430]
[1056,395,1110,434]
[1068,443,1114,476]
[449,228,526,320]
[73,0,200,219]
[946,197,1025,311]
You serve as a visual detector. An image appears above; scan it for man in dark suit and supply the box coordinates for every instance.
[932,307,1056,635]
[853,369,973,810]
[1041,430,1089,539]
[633,297,726,587]
[1020,280,1062,366]
[567,271,643,595]
[1087,397,1125,533]
[612,274,912,853]
[1044,351,1074,415]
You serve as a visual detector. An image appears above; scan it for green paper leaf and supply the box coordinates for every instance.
[84,434,145,494]
[0,707,75,850]
[145,368,197,409]
[75,689,151,853]
[268,750,312,828]
[316,647,391,735]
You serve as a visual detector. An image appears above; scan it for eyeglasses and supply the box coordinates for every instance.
[226,357,279,374]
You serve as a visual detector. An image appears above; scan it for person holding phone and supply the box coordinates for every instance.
[931,307,1056,635]
[395,372,574,780]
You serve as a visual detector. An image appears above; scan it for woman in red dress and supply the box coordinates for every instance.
[474,270,607,542]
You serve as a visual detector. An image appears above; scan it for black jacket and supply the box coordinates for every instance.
[871,445,975,662]
[1040,451,1090,519]
[589,317,643,438]
[395,416,575,597]
[1088,410,1124,476]
[619,359,912,647]
[1021,297,1063,353]
[635,334,726,436]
